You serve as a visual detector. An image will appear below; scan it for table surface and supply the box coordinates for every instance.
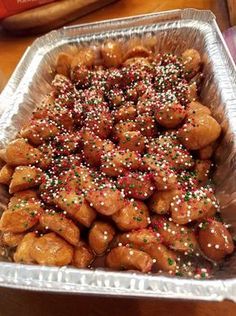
[0,0,235,315]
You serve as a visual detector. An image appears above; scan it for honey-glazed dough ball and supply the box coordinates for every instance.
[178,114,221,150]
[112,200,149,231]
[14,232,37,263]
[148,190,179,215]
[117,172,154,200]
[0,165,14,185]
[170,187,217,224]
[186,101,211,117]
[39,211,80,246]
[154,101,186,129]
[151,216,198,253]
[182,49,201,77]
[106,246,153,273]
[72,242,95,268]
[88,221,115,255]
[86,187,125,216]
[101,40,123,68]
[198,220,234,261]
[30,232,73,266]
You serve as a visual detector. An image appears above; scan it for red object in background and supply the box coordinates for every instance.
[0,0,56,19]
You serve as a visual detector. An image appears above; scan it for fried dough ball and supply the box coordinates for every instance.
[101,149,142,177]
[198,220,234,262]
[136,114,157,138]
[101,40,123,68]
[127,83,146,101]
[49,155,81,176]
[30,232,73,266]
[118,131,145,153]
[72,241,95,268]
[182,49,201,77]
[142,243,177,273]
[170,188,217,224]
[147,136,194,170]
[106,88,124,107]
[152,216,198,253]
[0,165,14,185]
[0,207,40,235]
[115,228,161,248]
[125,87,139,104]
[82,129,115,167]
[112,200,149,231]
[126,81,150,102]
[177,169,199,192]
[8,190,38,209]
[136,96,154,115]
[105,69,123,89]
[186,101,211,117]
[71,47,96,69]
[39,211,80,246]
[4,139,41,166]
[124,45,151,60]
[178,114,221,150]
[142,156,178,190]
[51,108,75,131]
[37,143,54,170]
[60,165,96,192]
[86,187,125,216]
[88,221,115,255]
[1,232,24,248]
[21,119,59,146]
[0,197,42,233]
[85,107,113,139]
[148,132,179,148]
[113,103,137,122]
[112,120,139,141]
[54,189,96,227]
[33,100,68,129]
[52,132,82,156]
[9,166,42,194]
[122,64,153,87]
[36,94,55,113]
[154,101,186,129]
[52,74,74,93]
[106,246,153,273]
[14,232,37,263]
[81,87,105,112]
[152,170,177,192]
[55,52,72,77]
[117,172,154,200]
[148,190,179,215]
[70,64,90,86]
[122,57,151,68]
[39,176,58,205]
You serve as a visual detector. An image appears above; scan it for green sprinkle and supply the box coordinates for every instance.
[168,258,174,266]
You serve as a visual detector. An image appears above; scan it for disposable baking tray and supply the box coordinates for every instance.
[0,8,236,301]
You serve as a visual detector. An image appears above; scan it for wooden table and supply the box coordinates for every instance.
[0,0,235,315]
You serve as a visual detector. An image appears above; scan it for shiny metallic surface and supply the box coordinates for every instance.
[0,9,236,301]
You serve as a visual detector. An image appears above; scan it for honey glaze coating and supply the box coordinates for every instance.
[0,39,234,278]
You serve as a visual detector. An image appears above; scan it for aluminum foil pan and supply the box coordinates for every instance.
[0,8,236,301]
